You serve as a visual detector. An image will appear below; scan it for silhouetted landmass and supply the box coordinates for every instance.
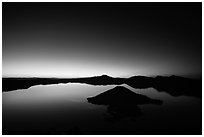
[87,86,162,120]
[126,75,202,97]
[2,75,125,91]
[87,86,163,105]
[2,75,201,98]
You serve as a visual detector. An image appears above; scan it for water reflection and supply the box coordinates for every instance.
[2,83,202,134]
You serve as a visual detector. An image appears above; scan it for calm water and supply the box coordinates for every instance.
[2,83,202,134]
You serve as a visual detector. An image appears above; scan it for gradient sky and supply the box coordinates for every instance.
[3,2,202,78]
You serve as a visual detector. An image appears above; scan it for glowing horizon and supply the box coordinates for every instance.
[3,3,201,78]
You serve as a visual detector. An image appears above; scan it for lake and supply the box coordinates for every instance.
[2,83,202,134]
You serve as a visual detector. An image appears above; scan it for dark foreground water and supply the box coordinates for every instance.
[2,83,202,135]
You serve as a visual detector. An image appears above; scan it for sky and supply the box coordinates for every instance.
[2,2,202,78]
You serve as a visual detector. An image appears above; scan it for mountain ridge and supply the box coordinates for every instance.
[2,75,201,98]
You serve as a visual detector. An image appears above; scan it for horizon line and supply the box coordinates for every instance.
[2,74,202,79]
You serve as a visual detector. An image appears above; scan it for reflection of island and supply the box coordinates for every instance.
[3,75,201,98]
[87,86,162,120]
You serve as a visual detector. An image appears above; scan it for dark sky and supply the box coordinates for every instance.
[2,2,202,78]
